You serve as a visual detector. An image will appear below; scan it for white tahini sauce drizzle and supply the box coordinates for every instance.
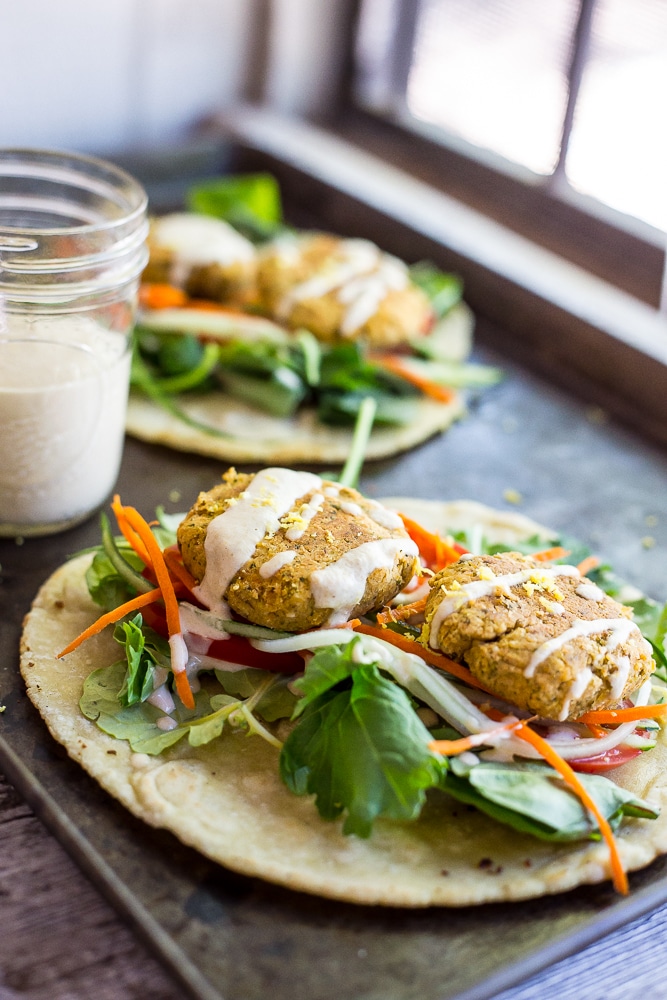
[337,255,409,335]
[524,617,641,679]
[609,654,632,701]
[152,213,255,287]
[558,666,595,721]
[179,601,230,640]
[278,237,404,329]
[169,633,189,675]
[195,468,322,613]
[576,581,606,601]
[147,672,176,714]
[259,549,297,579]
[428,566,580,648]
[156,715,179,731]
[367,505,404,530]
[340,501,364,517]
[310,537,419,625]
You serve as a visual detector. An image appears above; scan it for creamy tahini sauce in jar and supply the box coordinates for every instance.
[0,314,131,535]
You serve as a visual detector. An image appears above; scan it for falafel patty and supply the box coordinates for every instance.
[256,233,433,347]
[423,552,655,721]
[142,213,258,306]
[177,467,419,631]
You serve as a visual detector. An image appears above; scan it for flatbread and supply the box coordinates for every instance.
[125,304,473,463]
[19,499,667,906]
[125,393,465,465]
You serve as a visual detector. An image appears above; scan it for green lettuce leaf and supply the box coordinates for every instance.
[185,173,284,241]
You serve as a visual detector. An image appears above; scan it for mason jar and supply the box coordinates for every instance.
[0,148,148,536]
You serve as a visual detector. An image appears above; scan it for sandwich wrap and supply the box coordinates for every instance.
[19,498,667,907]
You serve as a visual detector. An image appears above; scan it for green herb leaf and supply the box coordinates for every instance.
[113,614,170,707]
[280,661,444,837]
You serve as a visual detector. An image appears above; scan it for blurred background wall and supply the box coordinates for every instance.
[0,0,352,157]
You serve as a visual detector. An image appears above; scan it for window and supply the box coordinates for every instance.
[351,0,666,308]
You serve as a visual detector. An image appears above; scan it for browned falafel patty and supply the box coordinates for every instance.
[423,552,655,721]
[256,233,434,347]
[177,467,419,631]
[142,213,258,306]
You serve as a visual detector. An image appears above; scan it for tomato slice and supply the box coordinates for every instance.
[206,635,303,674]
[569,745,643,773]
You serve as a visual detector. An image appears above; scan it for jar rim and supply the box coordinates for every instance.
[0,147,148,237]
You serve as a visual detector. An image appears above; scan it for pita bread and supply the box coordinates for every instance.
[125,303,473,463]
[19,499,667,906]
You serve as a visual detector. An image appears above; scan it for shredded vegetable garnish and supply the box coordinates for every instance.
[163,546,199,594]
[118,503,195,710]
[577,555,601,576]
[515,722,629,895]
[57,588,162,658]
[377,597,427,625]
[139,282,189,310]
[576,704,667,725]
[372,354,455,403]
[532,546,570,563]
[111,494,152,568]
[398,513,464,571]
[352,622,490,691]
[429,717,523,756]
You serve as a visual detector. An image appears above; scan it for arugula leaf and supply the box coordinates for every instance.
[280,661,444,837]
[113,614,170,707]
[80,661,192,754]
[444,758,658,841]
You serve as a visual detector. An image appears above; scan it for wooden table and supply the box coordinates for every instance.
[2,337,667,1000]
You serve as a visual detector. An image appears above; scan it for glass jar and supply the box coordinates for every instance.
[0,148,148,537]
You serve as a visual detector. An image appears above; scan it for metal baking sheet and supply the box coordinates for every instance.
[2,341,667,1000]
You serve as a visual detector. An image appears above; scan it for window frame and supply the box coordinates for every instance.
[343,0,666,309]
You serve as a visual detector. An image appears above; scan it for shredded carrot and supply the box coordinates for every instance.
[120,507,180,637]
[163,546,199,595]
[586,722,610,739]
[398,513,465,571]
[57,588,162,658]
[515,722,628,894]
[577,555,600,577]
[139,282,189,310]
[430,717,522,756]
[118,503,194,709]
[532,546,570,563]
[576,704,667,725]
[377,597,427,625]
[373,354,455,403]
[173,671,195,709]
[111,495,152,568]
[352,622,490,691]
